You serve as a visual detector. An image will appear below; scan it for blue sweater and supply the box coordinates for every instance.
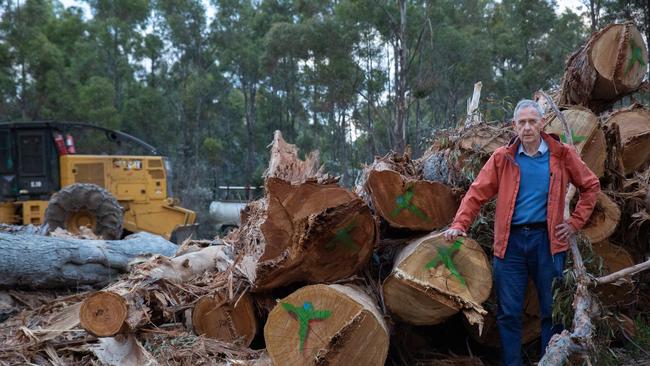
[512,149,550,225]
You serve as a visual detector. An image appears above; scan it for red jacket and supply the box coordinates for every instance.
[450,132,600,258]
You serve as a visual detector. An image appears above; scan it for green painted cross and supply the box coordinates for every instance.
[424,239,467,287]
[325,220,360,252]
[281,301,332,351]
[625,40,646,76]
[390,185,430,221]
[560,128,586,145]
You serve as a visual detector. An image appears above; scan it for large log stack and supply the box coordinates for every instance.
[2,22,650,366]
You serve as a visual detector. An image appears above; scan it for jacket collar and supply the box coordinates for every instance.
[506,131,563,159]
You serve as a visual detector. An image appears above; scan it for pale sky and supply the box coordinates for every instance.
[59,0,587,20]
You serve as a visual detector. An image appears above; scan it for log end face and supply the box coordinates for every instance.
[192,293,258,346]
[264,284,388,366]
[79,291,128,337]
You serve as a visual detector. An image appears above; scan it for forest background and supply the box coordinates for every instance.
[1,0,649,234]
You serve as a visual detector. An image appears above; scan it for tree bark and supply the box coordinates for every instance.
[264,284,389,366]
[603,104,650,176]
[0,232,177,289]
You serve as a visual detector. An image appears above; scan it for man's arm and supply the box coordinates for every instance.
[565,147,601,231]
[445,152,500,239]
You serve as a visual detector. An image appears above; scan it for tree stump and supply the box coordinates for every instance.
[382,232,491,326]
[559,22,648,112]
[603,105,650,176]
[264,284,389,366]
[581,192,621,243]
[545,107,606,177]
[359,152,459,231]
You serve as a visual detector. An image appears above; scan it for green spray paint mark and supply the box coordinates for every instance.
[625,40,646,76]
[390,185,430,222]
[281,301,332,351]
[560,129,586,145]
[325,220,360,252]
[425,239,467,287]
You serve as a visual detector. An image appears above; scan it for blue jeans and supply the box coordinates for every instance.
[493,226,566,366]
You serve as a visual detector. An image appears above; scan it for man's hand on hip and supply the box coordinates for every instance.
[555,222,575,241]
[443,228,467,241]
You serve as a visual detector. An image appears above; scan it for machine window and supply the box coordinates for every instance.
[18,133,45,175]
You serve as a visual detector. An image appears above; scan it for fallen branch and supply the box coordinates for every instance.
[595,257,650,285]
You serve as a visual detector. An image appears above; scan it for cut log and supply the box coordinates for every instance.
[591,241,636,307]
[580,192,621,243]
[79,243,235,338]
[192,291,257,345]
[364,170,458,231]
[544,107,605,177]
[603,105,650,176]
[235,132,377,291]
[465,282,540,347]
[264,284,389,366]
[382,232,491,326]
[236,178,376,291]
[0,232,177,289]
[358,151,459,231]
[559,22,648,112]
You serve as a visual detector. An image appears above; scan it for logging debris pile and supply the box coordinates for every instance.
[1,22,650,366]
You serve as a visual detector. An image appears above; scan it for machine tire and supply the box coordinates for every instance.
[44,183,123,240]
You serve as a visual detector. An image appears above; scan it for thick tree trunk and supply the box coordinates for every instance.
[79,243,234,338]
[603,104,650,176]
[235,132,377,291]
[358,152,459,231]
[544,106,606,177]
[382,232,491,327]
[580,191,621,243]
[559,22,648,113]
[0,232,177,289]
[264,284,389,366]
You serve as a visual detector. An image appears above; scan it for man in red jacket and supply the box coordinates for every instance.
[443,99,600,366]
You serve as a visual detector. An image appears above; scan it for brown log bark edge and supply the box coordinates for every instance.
[603,104,650,176]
